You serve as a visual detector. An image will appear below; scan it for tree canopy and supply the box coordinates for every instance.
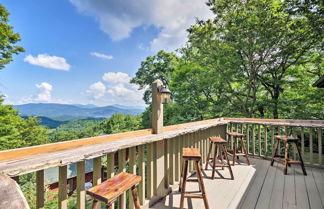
[133,0,324,124]
[0,4,24,70]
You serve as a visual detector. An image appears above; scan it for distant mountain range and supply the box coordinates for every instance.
[14,103,145,121]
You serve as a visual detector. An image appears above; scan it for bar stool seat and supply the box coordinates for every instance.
[87,172,141,209]
[179,148,209,209]
[205,137,234,180]
[271,135,307,175]
[226,132,250,166]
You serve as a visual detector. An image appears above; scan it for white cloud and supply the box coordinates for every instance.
[88,81,106,99]
[87,72,145,106]
[90,52,113,60]
[16,82,70,104]
[70,0,213,51]
[34,82,53,102]
[102,72,130,84]
[24,54,71,71]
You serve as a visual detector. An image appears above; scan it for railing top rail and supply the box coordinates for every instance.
[0,118,226,177]
[224,118,324,127]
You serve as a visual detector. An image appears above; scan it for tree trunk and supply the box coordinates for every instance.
[272,87,280,119]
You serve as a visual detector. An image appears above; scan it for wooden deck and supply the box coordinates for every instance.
[150,157,324,209]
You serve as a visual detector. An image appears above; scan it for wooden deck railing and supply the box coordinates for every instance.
[0,118,323,209]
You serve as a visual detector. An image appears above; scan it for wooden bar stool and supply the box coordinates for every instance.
[87,172,141,209]
[226,132,250,166]
[205,137,234,180]
[271,135,307,175]
[179,148,209,209]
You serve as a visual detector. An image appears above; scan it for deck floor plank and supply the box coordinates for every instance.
[239,158,269,209]
[255,161,277,209]
[268,162,285,209]
[311,167,324,206]
[283,167,296,209]
[149,158,324,209]
[304,167,323,209]
[295,166,310,209]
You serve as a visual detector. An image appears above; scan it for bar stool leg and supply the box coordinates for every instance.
[179,159,184,192]
[223,145,234,180]
[241,136,250,165]
[219,145,224,170]
[205,141,212,170]
[212,143,217,179]
[294,142,307,175]
[284,142,289,175]
[131,185,141,209]
[232,136,237,166]
[180,160,189,209]
[91,200,100,209]
[271,140,280,166]
[195,161,210,209]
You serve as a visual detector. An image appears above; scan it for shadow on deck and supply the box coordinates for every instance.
[150,158,324,209]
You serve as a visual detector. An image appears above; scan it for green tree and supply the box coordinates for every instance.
[196,0,323,118]
[0,97,48,150]
[0,4,24,70]
[131,50,178,104]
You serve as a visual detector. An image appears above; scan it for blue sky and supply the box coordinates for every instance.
[1,0,212,107]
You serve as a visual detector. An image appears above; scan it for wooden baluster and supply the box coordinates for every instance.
[189,133,193,172]
[292,127,297,160]
[138,145,145,205]
[235,124,239,149]
[77,161,85,209]
[264,125,268,156]
[92,157,102,209]
[319,128,322,165]
[118,149,126,209]
[36,170,44,209]
[164,139,170,187]
[229,123,233,150]
[252,125,255,155]
[301,127,305,161]
[246,124,250,154]
[129,146,137,209]
[107,152,114,208]
[277,126,281,156]
[175,136,180,182]
[169,138,175,185]
[147,144,154,199]
[271,126,274,155]
[310,128,313,164]
[258,124,261,156]
[58,165,67,209]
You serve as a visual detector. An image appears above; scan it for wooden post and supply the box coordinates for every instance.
[76,161,85,209]
[138,145,145,205]
[107,153,114,209]
[310,128,313,164]
[153,140,167,198]
[147,144,154,199]
[58,166,67,209]
[129,147,137,209]
[271,126,274,154]
[175,136,180,182]
[301,127,305,160]
[36,170,44,209]
[318,128,322,165]
[169,138,175,185]
[118,149,126,209]
[264,125,268,156]
[246,124,250,154]
[252,125,255,155]
[152,80,163,134]
[258,124,261,156]
[92,157,101,209]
